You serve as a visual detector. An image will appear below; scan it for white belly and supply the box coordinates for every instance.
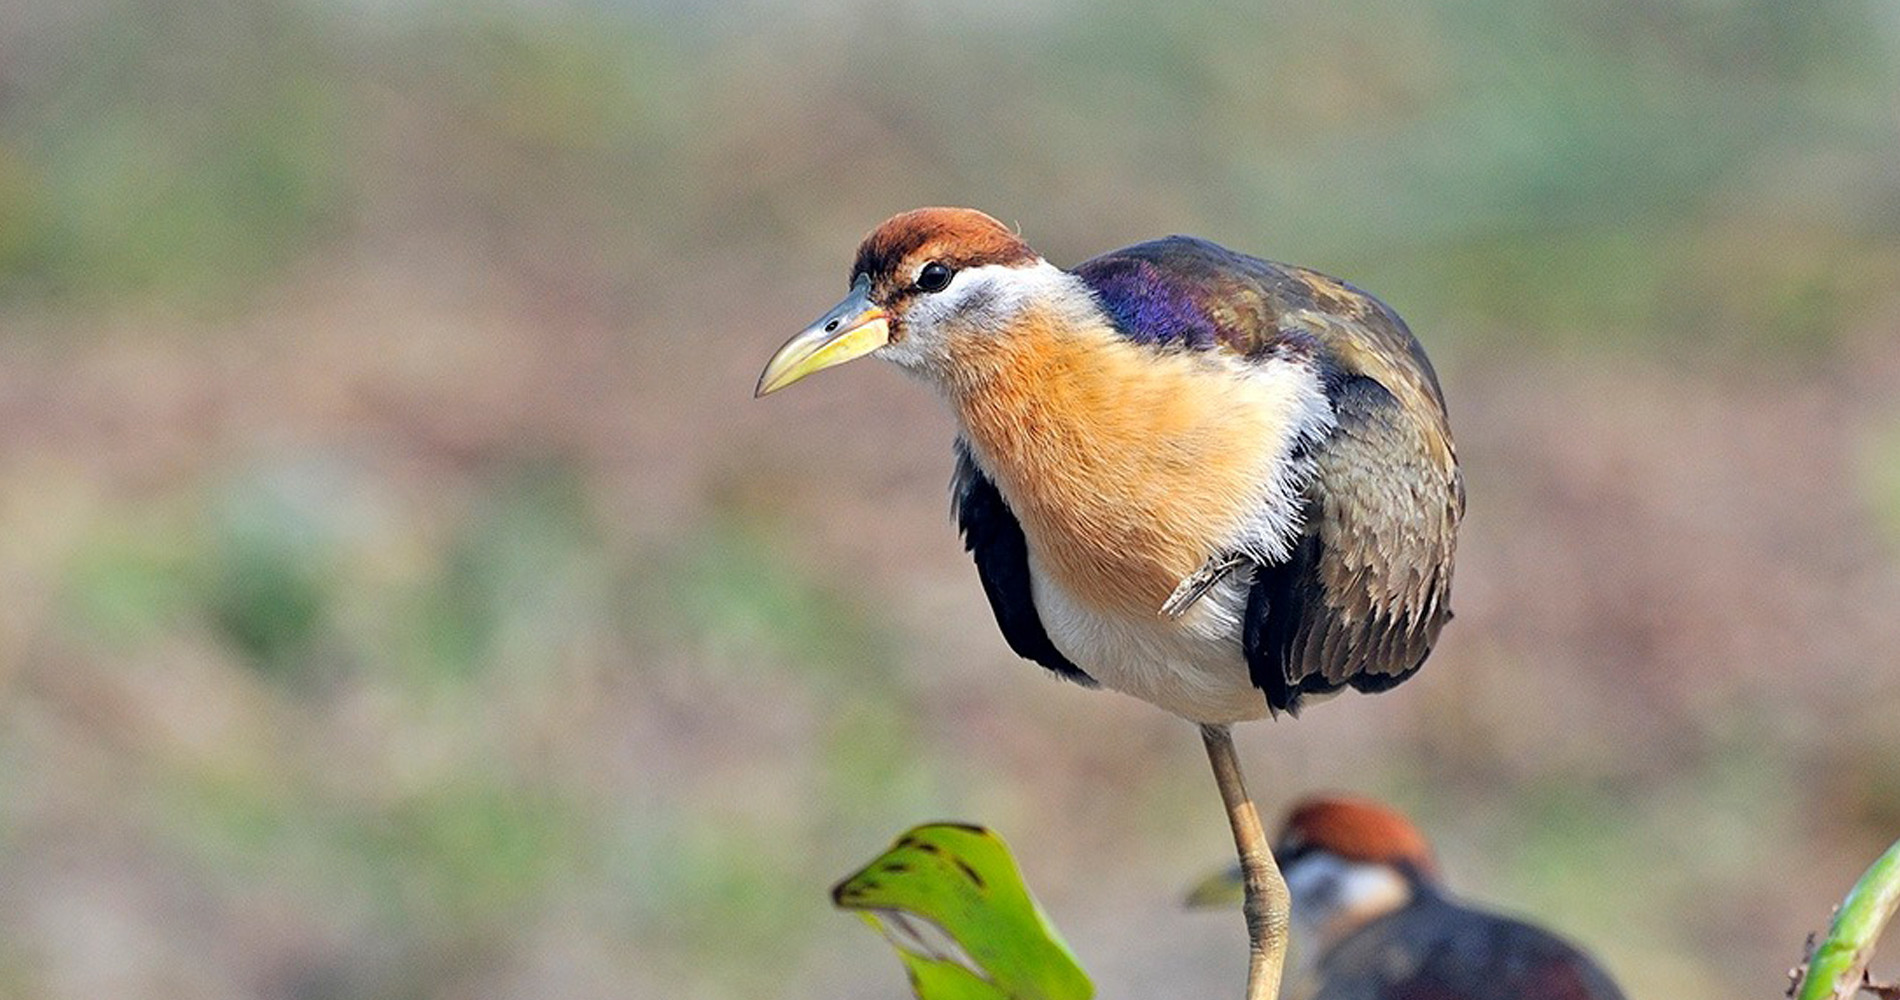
[1031,559,1272,723]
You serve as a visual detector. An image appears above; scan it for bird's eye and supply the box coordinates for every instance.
[915,262,954,293]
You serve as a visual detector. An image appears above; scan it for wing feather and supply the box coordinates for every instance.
[951,442,1097,687]
[1251,376,1463,712]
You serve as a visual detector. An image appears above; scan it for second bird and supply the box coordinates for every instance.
[1191,796,1630,1000]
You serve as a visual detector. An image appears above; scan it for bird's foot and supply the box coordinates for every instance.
[1161,554,1251,619]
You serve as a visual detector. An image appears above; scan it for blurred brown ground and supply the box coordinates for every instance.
[1,1,1898,998]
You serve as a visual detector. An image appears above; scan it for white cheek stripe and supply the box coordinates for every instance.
[1283,854,1412,953]
[878,259,1094,377]
[923,260,1082,331]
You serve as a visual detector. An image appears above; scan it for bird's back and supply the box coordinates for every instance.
[1077,237,1464,713]
[1311,891,1628,1000]
[1075,236,1451,427]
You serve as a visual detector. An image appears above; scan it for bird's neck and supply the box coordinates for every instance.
[944,305,1309,618]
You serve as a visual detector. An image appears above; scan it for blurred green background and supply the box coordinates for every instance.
[0,0,1897,997]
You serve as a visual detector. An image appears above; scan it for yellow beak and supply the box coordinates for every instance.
[756,277,891,397]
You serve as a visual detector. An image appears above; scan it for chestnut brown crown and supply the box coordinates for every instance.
[851,207,1037,296]
[1277,796,1441,880]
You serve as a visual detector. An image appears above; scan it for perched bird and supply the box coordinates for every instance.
[1192,796,1630,1000]
[757,208,1463,998]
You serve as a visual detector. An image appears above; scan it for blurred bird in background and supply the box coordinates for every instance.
[1188,796,1629,1000]
[758,208,1463,998]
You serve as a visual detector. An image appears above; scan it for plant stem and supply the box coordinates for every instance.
[1795,837,1900,1000]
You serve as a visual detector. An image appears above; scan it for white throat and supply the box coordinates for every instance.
[1284,853,1413,963]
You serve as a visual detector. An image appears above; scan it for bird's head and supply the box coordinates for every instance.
[1275,796,1440,954]
[756,207,1076,395]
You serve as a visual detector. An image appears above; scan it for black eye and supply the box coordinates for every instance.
[915,262,954,293]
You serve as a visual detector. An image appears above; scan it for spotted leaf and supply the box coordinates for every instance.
[832,823,1092,1000]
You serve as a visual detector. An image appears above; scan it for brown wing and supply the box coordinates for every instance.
[1246,368,1462,712]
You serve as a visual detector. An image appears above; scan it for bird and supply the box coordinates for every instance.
[757,207,1464,998]
[1189,796,1629,1000]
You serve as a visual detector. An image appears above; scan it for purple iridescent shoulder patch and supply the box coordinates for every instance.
[1072,254,1223,350]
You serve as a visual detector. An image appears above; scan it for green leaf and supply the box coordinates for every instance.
[1795,837,1900,1000]
[833,824,1092,1000]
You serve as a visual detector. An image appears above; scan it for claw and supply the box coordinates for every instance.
[1161,554,1250,619]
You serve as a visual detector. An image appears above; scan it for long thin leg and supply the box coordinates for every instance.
[1200,723,1291,1000]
